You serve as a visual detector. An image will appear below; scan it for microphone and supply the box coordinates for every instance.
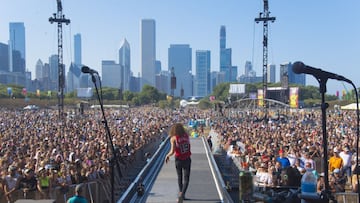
[292,61,351,83]
[81,66,98,75]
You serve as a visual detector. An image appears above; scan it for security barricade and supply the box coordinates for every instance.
[334,192,359,203]
[4,180,110,203]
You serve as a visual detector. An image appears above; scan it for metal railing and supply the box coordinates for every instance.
[334,192,359,203]
[117,136,170,203]
[202,134,234,203]
[4,180,109,203]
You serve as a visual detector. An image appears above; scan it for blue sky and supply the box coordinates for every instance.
[1,0,359,95]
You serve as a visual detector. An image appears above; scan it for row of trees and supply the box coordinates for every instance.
[0,83,355,108]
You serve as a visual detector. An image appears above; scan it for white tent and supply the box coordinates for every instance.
[180,99,199,107]
[340,103,358,110]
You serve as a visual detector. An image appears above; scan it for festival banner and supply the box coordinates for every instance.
[342,90,346,100]
[289,87,299,108]
[7,87,12,97]
[77,88,93,98]
[229,84,245,94]
[257,89,263,107]
[22,88,27,96]
[249,92,257,99]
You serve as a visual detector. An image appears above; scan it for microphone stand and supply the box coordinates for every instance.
[300,75,336,203]
[90,73,122,203]
[318,77,332,203]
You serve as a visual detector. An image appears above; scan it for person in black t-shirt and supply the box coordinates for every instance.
[19,169,37,199]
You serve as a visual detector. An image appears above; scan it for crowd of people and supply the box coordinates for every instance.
[0,106,202,202]
[0,104,359,202]
[212,108,360,195]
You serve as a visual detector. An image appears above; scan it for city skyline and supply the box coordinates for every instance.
[1,0,360,94]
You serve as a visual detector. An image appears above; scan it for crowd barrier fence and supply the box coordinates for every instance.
[1,180,110,203]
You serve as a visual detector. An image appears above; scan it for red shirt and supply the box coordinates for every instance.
[174,134,191,160]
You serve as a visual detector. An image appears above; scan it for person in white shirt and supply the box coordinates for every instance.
[294,158,304,174]
[255,163,272,186]
[301,151,316,170]
[287,148,297,167]
[339,146,352,181]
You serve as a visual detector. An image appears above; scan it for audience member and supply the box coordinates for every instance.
[329,168,347,193]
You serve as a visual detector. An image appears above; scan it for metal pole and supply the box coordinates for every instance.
[49,0,70,119]
[255,0,276,115]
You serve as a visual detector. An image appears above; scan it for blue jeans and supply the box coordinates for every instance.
[342,165,351,178]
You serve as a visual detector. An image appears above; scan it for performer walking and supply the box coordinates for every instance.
[165,123,192,203]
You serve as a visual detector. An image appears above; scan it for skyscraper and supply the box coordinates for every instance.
[140,19,156,89]
[41,63,51,90]
[155,70,169,94]
[49,54,58,90]
[168,44,192,98]
[155,60,161,74]
[66,63,81,93]
[219,26,235,82]
[42,63,50,81]
[102,60,121,88]
[280,62,305,86]
[66,33,82,93]
[267,64,276,83]
[220,26,226,50]
[230,66,238,82]
[0,43,9,72]
[9,22,26,73]
[195,50,211,97]
[35,59,43,80]
[119,38,131,91]
[210,71,225,92]
[74,33,82,66]
[244,61,252,77]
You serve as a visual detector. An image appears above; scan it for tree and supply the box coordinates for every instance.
[299,85,320,101]
[140,85,160,103]
[198,99,212,109]
[211,83,230,101]
[138,85,166,105]
[65,90,76,98]
[123,90,136,102]
[99,87,120,100]
[158,100,172,109]
[132,96,141,106]
[245,83,262,93]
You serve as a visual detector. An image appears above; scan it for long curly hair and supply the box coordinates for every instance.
[169,123,186,137]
